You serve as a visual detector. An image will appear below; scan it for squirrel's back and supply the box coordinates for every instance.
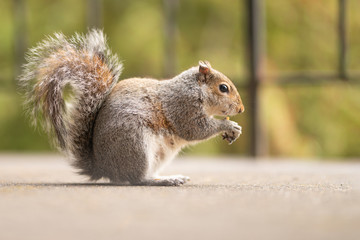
[19,29,123,179]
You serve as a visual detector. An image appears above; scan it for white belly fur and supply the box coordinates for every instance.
[143,130,187,178]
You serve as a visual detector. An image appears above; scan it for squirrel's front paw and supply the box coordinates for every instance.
[222,120,242,144]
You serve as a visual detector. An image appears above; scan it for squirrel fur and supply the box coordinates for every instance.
[20,29,245,186]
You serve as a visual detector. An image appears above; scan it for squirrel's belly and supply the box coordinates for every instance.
[143,129,186,177]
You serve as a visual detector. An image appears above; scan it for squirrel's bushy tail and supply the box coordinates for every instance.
[19,29,122,179]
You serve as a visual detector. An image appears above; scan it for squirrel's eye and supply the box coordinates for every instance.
[219,84,229,93]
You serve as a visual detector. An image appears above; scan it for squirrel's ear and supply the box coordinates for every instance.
[199,60,211,75]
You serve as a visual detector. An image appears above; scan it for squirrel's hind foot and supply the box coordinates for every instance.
[134,175,190,186]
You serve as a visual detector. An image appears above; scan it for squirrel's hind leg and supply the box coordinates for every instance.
[134,175,190,186]
[131,131,190,186]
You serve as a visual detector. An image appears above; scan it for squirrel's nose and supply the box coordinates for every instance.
[238,104,245,114]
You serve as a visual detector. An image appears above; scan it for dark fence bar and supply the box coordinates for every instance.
[13,0,27,79]
[163,0,178,78]
[338,0,347,80]
[246,0,267,157]
[87,0,103,29]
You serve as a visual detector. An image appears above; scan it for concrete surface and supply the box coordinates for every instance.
[0,154,359,240]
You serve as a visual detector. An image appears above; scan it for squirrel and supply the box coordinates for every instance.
[19,29,245,186]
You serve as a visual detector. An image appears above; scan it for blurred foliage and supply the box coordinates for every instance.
[0,0,359,158]
[262,84,360,157]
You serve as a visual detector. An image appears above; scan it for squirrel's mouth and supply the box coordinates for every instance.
[221,110,227,115]
[221,110,234,117]
[221,104,238,116]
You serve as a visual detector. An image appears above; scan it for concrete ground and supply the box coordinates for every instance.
[0,154,359,240]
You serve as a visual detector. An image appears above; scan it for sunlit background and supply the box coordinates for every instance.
[0,0,359,158]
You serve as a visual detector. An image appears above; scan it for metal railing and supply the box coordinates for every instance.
[245,0,358,156]
[12,0,357,156]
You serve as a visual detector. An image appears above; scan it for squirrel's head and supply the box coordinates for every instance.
[197,61,244,117]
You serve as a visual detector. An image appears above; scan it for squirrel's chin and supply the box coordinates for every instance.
[228,112,240,117]
[217,113,231,118]
[219,111,237,117]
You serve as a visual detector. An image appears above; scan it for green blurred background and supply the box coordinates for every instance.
[0,0,359,158]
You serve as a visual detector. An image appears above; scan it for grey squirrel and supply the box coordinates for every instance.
[20,29,245,186]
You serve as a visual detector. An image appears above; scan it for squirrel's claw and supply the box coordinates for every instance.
[222,133,228,140]
[222,132,237,145]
